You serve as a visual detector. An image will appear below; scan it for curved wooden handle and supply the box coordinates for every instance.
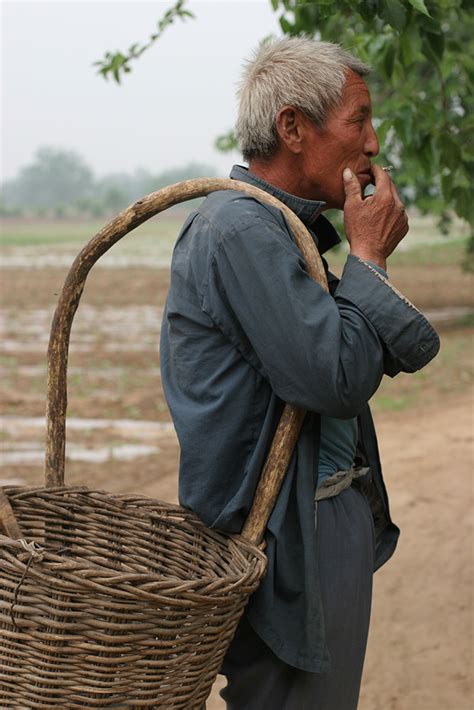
[45,177,329,545]
[0,490,22,539]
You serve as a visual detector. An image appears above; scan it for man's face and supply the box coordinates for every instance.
[301,70,379,209]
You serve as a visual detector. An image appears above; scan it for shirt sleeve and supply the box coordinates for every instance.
[335,255,440,376]
[202,207,440,418]
[364,260,388,278]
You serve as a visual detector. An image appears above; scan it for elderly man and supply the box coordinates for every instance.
[160,38,439,709]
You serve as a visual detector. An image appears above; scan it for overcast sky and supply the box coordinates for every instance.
[1,0,281,180]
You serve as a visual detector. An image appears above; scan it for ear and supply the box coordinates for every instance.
[275,106,305,155]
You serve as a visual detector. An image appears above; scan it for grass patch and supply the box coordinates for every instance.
[388,236,469,267]
[438,313,474,331]
[0,222,103,247]
[373,393,417,412]
[371,328,473,413]
[0,214,184,266]
[0,216,185,258]
[2,217,470,269]
[327,235,470,269]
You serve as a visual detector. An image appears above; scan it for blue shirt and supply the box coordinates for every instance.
[318,415,358,480]
[160,165,440,672]
[318,261,388,483]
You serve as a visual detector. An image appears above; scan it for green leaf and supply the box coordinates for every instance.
[407,0,431,17]
[279,16,293,34]
[374,119,392,147]
[358,0,379,22]
[421,37,440,66]
[441,171,454,199]
[440,135,462,172]
[452,166,471,190]
[271,0,279,10]
[453,186,474,224]
[383,43,396,77]
[418,136,435,174]
[426,31,444,59]
[380,0,407,31]
[400,21,421,65]
[215,130,239,153]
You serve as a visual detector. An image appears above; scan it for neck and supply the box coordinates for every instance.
[248,157,302,197]
[248,156,328,205]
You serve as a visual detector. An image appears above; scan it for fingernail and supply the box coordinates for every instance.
[343,168,353,181]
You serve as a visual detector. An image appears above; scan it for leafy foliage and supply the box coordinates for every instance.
[214,129,239,153]
[94,0,194,83]
[268,0,473,263]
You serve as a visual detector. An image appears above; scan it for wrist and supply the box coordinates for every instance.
[349,249,387,272]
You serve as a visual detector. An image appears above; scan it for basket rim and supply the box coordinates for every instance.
[0,534,267,603]
[0,486,268,596]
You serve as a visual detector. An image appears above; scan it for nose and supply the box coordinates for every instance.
[365,121,379,157]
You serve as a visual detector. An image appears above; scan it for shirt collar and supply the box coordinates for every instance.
[229,165,340,255]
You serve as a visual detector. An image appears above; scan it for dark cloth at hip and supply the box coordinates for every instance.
[220,486,375,710]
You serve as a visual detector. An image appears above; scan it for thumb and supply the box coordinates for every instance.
[342,168,362,202]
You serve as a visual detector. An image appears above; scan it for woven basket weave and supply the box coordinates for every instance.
[0,488,265,708]
[0,179,328,708]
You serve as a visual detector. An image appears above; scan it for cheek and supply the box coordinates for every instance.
[339,139,362,160]
[327,137,359,166]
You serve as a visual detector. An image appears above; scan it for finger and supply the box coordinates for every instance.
[371,164,393,197]
[342,168,362,203]
[390,180,404,210]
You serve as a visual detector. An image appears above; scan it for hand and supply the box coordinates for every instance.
[342,165,409,271]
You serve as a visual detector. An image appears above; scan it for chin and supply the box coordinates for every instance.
[326,196,345,211]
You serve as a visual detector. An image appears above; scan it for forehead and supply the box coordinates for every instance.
[337,70,372,113]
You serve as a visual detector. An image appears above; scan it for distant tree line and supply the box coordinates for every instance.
[0,146,217,219]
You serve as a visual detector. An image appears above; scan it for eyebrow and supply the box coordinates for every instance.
[346,104,371,121]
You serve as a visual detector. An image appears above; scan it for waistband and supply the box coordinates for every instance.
[315,466,370,502]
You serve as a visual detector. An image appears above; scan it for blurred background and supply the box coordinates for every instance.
[1,1,473,708]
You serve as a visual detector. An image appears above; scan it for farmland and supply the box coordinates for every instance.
[0,213,472,708]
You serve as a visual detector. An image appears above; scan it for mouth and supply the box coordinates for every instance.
[357,170,373,185]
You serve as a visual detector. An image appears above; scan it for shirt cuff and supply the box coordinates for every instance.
[335,254,440,372]
[364,260,388,279]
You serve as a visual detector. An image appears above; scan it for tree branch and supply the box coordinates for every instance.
[93,0,194,84]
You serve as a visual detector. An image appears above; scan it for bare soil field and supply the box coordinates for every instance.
[1,219,473,709]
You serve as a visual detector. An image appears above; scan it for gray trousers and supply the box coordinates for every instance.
[219,487,375,710]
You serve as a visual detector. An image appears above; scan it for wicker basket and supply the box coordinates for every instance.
[0,179,328,708]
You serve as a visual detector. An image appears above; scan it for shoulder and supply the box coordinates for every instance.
[197,188,289,240]
[171,188,303,293]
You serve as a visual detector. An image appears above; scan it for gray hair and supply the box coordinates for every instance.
[235,37,370,161]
